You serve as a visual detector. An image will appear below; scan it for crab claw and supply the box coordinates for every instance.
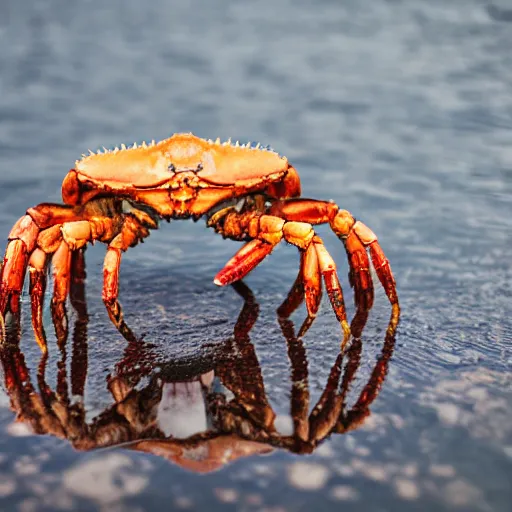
[214,239,274,286]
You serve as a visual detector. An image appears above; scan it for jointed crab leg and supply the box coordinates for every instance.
[0,215,38,318]
[51,240,73,347]
[269,198,399,319]
[212,212,351,345]
[0,205,87,326]
[102,214,152,343]
[0,199,156,350]
[277,244,323,337]
[28,249,49,351]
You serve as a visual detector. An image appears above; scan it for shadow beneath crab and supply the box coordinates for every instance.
[0,280,399,473]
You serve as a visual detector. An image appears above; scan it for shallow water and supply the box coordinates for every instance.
[0,0,511,511]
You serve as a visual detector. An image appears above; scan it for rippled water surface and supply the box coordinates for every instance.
[0,1,511,511]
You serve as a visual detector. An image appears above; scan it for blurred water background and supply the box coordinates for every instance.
[0,0,511,511]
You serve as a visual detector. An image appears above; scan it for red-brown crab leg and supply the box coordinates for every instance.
[102,214,151,343]
[51,240,73,347]
[269,198,400,322]
[28,249,49,351]
[0,214,40,319]
[212,214,351,345]
[1,199,156,351]
[277,244,323,338]
[0,205,83,326]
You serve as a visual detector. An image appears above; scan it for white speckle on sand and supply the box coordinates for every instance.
[429,464,456,478]
[0,478,16,497]
[14,456,39,476]
[389,414,406,429]
[351,458,388,482]
[245,494,263,506]
[401,463,418,478]
[62,453,148,503]
[330,485,360,501]
[443,479,484,507]
[6,422,33,437]
[18,498,38,512]
[393,478,421,500]
[287,462,330,491]
[253,463,274,476]
[274,414,294,436]
[353,445,371,457]
[466,387,488,401]
[214,488,238,504]
[333,463,355,477]
[315,442,335,458]
[435,403,460,426]
[174,496,194,509]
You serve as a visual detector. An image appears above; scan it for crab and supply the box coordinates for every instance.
[0,133,399,351]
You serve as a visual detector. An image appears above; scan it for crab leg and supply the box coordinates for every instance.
[277,245,323,338]
[30,220,99,352]
[50,241,73,347]
[28,249,49,352]
[269,199,399,320]
[0,204,90,326]
[102,215,151,343]
[28,218,116,351]
[212,213,351,344]
[1,199,153,350]
[0,215,40,319]
[312,237,352,345]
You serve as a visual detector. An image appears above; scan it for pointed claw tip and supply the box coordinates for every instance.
[213,276,225,286]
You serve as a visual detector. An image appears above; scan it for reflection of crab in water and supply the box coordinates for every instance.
[0,282,398,473]
[0,133,399,352]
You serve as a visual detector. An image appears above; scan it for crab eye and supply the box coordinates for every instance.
[196,163,203,172]
[168,163,176,173]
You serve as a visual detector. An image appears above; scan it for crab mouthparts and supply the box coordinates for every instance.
[206,195,261,226]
